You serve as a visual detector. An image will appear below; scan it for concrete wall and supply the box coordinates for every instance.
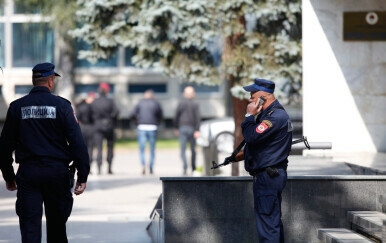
[303,0,386,152]
[161,176,386,243]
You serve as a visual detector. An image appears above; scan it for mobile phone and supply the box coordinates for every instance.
[258,96,266,107]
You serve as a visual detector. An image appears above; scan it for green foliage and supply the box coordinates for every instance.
[72,0,302,103]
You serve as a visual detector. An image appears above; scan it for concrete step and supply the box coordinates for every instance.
[348,211,386,241]
[318,228,374,242]
[380,195,386,206]
[147,209,164,243]
[346,162,386,175]
[380,195,386,213]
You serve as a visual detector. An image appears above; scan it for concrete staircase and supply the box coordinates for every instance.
[318,196,386,242]
[318,228,373,243]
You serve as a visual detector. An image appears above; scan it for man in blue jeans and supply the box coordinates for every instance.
[130,90,163,175]
[174,86,201,175]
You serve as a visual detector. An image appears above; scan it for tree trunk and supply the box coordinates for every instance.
[230,76,249,176]
[224,15,248,176]
[56,33,75,103]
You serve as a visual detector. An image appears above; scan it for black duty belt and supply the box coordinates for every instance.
[250,159,288,177]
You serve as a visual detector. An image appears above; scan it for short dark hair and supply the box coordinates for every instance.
[32,75,51,86]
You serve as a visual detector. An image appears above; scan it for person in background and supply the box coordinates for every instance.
[174,86,201,175]
[0,62,89,243]
[91,83,119,175]
[130,89,163,175]
[76,92,96,170]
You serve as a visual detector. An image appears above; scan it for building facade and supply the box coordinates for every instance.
[303,0,386,152]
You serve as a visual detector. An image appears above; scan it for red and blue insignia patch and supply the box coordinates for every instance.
[256,120,272,133]
[256,122,268,133]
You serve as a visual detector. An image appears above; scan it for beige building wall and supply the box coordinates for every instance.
[303,0,386,152]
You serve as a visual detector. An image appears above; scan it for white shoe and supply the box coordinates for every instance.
[192,170,201,177]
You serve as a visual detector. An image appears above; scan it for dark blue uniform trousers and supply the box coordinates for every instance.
[253,167,287,243]
[15,160,73,243]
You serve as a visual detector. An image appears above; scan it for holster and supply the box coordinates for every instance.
[68,164,75,188]
[265,167,279,178]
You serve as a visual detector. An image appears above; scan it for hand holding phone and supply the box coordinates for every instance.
[246,96,266,115]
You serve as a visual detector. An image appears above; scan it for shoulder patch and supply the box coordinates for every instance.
[262,120,272,128]
[256,122,269,133]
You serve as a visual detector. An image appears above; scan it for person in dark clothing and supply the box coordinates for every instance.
[130,89,163,175]
[174,86,201,175]
[76,92,96,168]
[91,83,119,175]
[227,79,292,243]
[0,62,90,243]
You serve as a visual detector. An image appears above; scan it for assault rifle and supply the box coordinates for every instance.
[211,136,310,169]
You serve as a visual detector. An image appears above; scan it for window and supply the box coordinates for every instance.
[0,2,4,15]
[0,23,4,67]
[14,2,40,14]
[128,84,167,93]
[206,36,222,67]
[75,41,117,67]
[179,83,219,93]
[12,23,54,67]
[75,84,115,94]
[125,48,135,67]
[15,85,33,94]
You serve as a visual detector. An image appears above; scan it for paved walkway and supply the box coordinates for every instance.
[0,147,188,243]
[0,147,384,242]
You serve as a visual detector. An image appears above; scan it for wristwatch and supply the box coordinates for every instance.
[245,113,253,118]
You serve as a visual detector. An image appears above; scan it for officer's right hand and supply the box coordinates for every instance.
[6,180,17,191]
[246,99,263,115]
[74,182,87,195]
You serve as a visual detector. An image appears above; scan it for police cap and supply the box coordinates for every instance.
[32,62,61,78]
[243,78,275,93]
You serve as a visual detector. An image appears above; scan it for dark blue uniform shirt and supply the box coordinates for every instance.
[0,86,90,183]
[242,99,292,173]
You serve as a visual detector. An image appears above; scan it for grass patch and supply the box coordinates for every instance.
[115,138,180,149]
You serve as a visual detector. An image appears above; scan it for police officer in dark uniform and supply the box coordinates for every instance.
[0,63,90,243]
[91,83,118,174]
[76,92,96,167]
[228,79,292,243]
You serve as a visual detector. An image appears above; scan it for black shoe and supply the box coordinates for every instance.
[108,169,113,174]
[150,167,153,174]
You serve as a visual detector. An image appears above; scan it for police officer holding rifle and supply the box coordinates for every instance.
[0,63,90,243]
[223,79,292,243]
